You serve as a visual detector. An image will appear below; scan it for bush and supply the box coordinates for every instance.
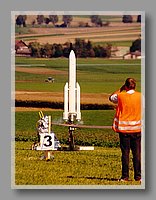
[130,38,141,52]
[122,15,133,23]
[15,100,115,110]
[28,39,112,58]
[137,15,141,23]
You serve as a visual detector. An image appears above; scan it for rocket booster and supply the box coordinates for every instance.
[63,50,81,122]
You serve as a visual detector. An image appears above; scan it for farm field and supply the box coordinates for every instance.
[15,15,141,45]
[15,57,141,106]
[16,26,140,45]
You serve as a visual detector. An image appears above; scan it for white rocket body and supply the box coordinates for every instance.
[63,50,81,122]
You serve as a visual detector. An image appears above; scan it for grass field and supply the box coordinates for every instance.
[15,57,141,110]
[15,110,117,146]
[14,143,141,187]
[15,57,141,105]
[13,110,143,187]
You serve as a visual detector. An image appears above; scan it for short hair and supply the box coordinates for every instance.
[125,78,136,89]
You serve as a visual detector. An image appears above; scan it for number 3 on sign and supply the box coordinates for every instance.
[40,133,54,150]
[43,135,52,147]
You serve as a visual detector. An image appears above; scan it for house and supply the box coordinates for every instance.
[123,36,141,59]
[123,51,141,59]
[15,40,31,56]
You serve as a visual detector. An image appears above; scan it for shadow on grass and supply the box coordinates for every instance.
[66,175,118,181]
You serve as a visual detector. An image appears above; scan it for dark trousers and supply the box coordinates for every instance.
[119,132,141,180]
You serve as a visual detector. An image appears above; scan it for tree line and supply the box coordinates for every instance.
[28,38,112,58]
[16,15,141,28]
[16,15,110,28]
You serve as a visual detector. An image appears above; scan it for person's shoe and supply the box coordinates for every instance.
[118,178,129,182]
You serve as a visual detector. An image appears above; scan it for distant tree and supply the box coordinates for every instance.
[81,49,88,58]
[137,15,141,23]
[90,15,102,26]
[36,15,44,25]
[75,38,85,49]
[49,15,58,26]
[53,44,63,57]
[90,15,98,24]
[28,37,113,58]
[96,18,103,27]
[63,42,72,57]
[88,49,95,57]
[22,15,27,27]
[99,46,108,57]
[28,42,42,57]
[122,15,133,23]
[86,40,92,50]
[44,17,50,25]
[16,15,27,27]
[59,23,67,27]
[93,46,101,57]
[105,43,112,58]
[40,43,54,58]
[16,15,23,27]
[130,37,141,53]
[62,15,73,27]
[63,47,71,58]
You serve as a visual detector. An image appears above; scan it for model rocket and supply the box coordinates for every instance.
[63,50,81,122]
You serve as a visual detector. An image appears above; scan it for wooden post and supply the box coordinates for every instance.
[45,115,51,161]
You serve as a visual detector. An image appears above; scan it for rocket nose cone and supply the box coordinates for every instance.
[70,50,75,58]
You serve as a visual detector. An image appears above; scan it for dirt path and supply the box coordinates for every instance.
[15,91,111,105]
[15,107,61,112]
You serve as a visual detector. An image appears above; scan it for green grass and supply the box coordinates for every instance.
[15,56,141,67]
[14,110,143,187]
[93,40,133,47]
[15,110,115,131]
[14,142,141,186]
[15,56,69,69]
[15,57,141,93]
[15,110,118,147]
[15,26,34,34]
[15,81,64,92]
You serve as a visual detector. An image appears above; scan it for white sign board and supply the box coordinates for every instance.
[36,132,60,151]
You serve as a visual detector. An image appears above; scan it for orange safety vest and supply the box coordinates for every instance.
[112,91,142,133]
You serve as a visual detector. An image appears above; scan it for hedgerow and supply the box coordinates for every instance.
[15,100,115,110]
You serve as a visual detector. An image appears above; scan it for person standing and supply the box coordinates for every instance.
[109,78,142,182]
